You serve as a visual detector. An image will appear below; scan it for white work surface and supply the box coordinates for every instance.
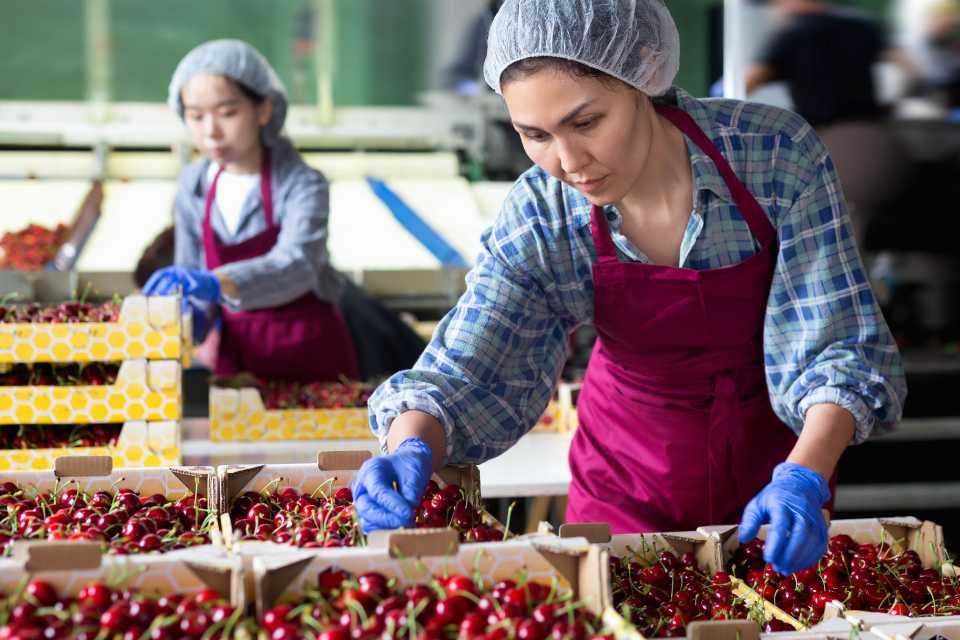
[180,418,573,498]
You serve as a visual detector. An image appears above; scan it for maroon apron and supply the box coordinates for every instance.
[566,105,827,533]
[202,150,359,383]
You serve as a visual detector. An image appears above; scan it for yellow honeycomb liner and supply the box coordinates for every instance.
[0,359,181,424]
[0,421,181,472]
[0,295,187,364]
[210,388,566,442]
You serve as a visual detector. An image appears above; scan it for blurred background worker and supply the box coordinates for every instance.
[746,0,914,248]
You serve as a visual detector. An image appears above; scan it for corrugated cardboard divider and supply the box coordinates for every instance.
[559,523,611,544]
[54,455,112,477]
[217,464,265,515]
[435,464,481,508]
[13,540,102,571]
[185,558,245,610]
[530,537,610,616]
[255,555,315,619]
[687,619,760,640]
[170,466,215,501]
[367,528,461,559]
[317,450,371,470]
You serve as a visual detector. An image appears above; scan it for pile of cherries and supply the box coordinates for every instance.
[0,423,122,450]
[0,481,214,557]
[0,222,68,271]
[260,568,612,640]
[0,363,120,387]
[217,375,374,410]
[732,534,960,625]
[231,479,503,547]
[610,549,786,637]
[0,579,249,640]
[0,301,120,324]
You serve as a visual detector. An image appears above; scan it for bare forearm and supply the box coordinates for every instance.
[214,270,239,299]
[786,403,856,479]
[386,410,448,471]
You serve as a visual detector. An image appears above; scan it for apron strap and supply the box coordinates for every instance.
[590,205,621,264]
[203,147,275,233]
[655,104,776,248]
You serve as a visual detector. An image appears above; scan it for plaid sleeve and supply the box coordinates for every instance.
[368,179,586,464]
[764,129,906,444]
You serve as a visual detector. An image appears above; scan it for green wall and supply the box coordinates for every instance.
[0,0,427,106]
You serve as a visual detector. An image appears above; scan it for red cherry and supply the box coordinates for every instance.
[25,580,57,607]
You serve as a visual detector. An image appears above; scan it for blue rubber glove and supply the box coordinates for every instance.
[352,437,433,533]
[143,266,221,304]
[739,462,831,575]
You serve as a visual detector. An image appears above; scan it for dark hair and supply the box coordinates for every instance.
[228,78,267,105]
[500,57,628,90]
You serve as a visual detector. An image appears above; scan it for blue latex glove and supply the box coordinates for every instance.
[143,266,221,304]
[739,462,831,575]
[352,437,433,533]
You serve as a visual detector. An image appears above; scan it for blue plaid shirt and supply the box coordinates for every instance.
[369,88,906,464]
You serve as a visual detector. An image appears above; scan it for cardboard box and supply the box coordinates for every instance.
[871,617,960,640]
[0,294,185,363]
[211,386,567,440]
[0,457,221,553]
[251,532,610,620]
[209,385,370,441]
[0,541,243,608]
[217,453,499,552]
[703,517,949,631]
[0,420,181,471]
[0,358,181,424]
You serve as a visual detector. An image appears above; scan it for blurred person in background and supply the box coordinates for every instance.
[746,0,913,248]
[143,40,359,383]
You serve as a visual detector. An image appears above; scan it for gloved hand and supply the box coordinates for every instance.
[352,437,433,533]
[739,462,831,575]
[143,266,221,304]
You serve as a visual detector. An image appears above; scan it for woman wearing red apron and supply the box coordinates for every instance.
[354,0,906,577]
[144,40,358,383]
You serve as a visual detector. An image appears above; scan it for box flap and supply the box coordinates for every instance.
[559,523,611,544]
[184,559,243,609]
[871,622,926,640]
[54,455,112,477]
[12,540,101,571]
[170,466,213,498]
[687,620,760,640]
[317,450,372,471]
[367,528,460,558]
[255,555,314,618]
[577,545,610,616]
[219,464,265,512]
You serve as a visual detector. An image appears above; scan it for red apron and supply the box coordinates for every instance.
[202,150,359,383]
[566,105,816,533]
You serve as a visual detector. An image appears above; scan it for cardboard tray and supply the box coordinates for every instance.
[251,532,610,620]
[0,541,243,608]
[0,420,181,471]
[0,358,181,424]
[703,517,950,631]
[217,452,501,554]
[871,617,960,640]
[0,457,224,556]
[0,294,186,363]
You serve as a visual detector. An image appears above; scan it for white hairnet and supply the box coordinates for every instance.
[168,39,288,146]
[483,0,680,96]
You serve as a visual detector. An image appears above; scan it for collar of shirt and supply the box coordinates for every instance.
[567,87,736,231]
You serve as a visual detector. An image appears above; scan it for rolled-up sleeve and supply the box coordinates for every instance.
[764,132,906,444]
[368,181,586,465]
[216,169,332,311]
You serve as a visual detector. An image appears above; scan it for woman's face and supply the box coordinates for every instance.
[503,68,654,207]
[180,74,272,169]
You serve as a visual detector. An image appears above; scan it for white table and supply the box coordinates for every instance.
[180,419,574,499]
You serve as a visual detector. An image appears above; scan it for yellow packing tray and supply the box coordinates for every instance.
[0,294,187,363]
[0,359,181,424]
[0,420,181,471]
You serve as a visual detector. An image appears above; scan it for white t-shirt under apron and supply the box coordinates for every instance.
[206,163,260,236]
